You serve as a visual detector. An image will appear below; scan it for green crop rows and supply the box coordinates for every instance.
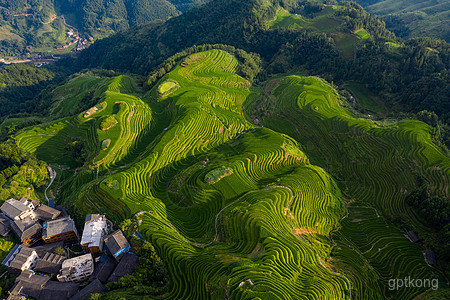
[14,50,449,299]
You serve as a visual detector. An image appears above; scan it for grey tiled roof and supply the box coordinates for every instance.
[43,217,77,238]
[34,205,61,221]
[11,219,42,242]
[1,199,30,219]
[108,253,139,282]
[70,279,105,300]
[104,230,129,257]
[34,252,66,274]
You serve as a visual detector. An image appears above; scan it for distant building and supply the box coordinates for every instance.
[80,214,110,254]
[57,253,94,282]
[2,245,39,274]
[108,253,139,282]
[1,199,35,221]
[34,252,66,274]
[11,219,42,246]
[34,205,61,221]
[104,230,131,261]
[42,217,79,244]
[424,250,436,265]
[405,231,419,243]
[0,213,12,236]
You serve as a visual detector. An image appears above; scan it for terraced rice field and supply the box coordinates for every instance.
[14,50,449,298]
[248,75,449,298]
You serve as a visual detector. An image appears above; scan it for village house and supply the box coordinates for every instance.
[424,250,436,265]
[8,270,50,299]
[108,253,139,282]
[2,245,39,274]
[8,269,79,300]
[57,253,94,283]
[1,198,36,221]
[34,204,61,221]
[104,229,131,261]
[0,213,12,236]
[405,230,419,243]
[11,218,43,246]
[80,214,110,254]
[34,252,66,274]
[42,216,79,243]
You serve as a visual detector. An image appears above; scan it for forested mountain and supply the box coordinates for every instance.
[350,0,450,41]
[0,0,208,55]
[77,0,450,124]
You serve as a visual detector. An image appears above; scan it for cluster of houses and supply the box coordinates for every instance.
[55,29,94,52]
[0,198,140,300]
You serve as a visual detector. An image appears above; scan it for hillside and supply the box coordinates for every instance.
[76,0,449,124]
[8,48,449,299]
[351,0,450,41]
[0,0,208,55]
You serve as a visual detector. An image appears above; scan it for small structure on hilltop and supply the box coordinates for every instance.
[34,252,66,274]
[104,230,131,261]
[1,198,36,221]
[0,213,12,236]
[405,230,419,243]
[11,218,43,246]
[34,205,61,221]
[80,214,110,254]
[2,245,39,274]
[108,253,139,282]
[57,253,94,282]
[42,216,79,243]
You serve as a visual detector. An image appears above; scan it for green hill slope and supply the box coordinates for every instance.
[0,0,208,55]
[351,0,450,41]
[13,49,449,298]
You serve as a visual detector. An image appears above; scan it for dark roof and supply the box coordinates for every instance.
[43,217,77,238]
[2,245,36,270]
[34,252,66,274]
[0,213,12,236]
[31,241,65,257]
[34,205,61,221]
[39,281,79,300]
[104,230,130,258]
[406,231,419,243]
[11,219,42,242]
[70,279,106,300]
[89,257,116,283]
[9,270,50,299]
[108,253,139,282]
[424,250,436,265]
[1,199,30,219]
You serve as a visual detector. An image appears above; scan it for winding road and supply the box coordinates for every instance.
[45,167,56,206]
